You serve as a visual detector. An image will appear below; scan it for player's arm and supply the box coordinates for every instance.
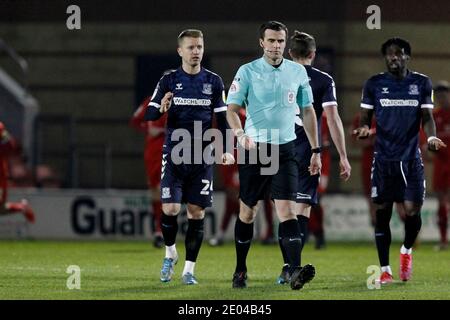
[297,70,321,175]
[322,77,351,180]
[422,108,447,151]
[215,110,235,164]
[227,104,255,150]
[302,106,319,149]
[324,106,351,181]
[354,79,375,139]
[145,75,172,121]
[354,107,374,139]
[302,105,321,175]
[226,67,255,150]
[130,97,151,132]
[296,70,318,149]
[421,78,447,151]
[213,79,235,164]
[0,123,16,154]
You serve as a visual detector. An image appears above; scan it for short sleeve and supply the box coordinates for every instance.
[226,66,249,106]
[421,78,434,109]
[297,69,314,108]
[361,79,374,109]
[322,77,338,108]
[212,76,227,113]
[148,74,170,110]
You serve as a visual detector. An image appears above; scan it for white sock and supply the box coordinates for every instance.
[165,245,177,260]
[400,245,412,255]
[381,266,392,275]
[182,261,195,275]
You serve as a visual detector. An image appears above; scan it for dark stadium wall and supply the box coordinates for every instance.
[0,0,448,190]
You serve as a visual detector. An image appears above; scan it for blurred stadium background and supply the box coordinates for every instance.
[0,0,449,241]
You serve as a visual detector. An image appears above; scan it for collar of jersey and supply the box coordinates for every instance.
[385,69,411,81]
[178,66,203,77]
[259,57,285,72]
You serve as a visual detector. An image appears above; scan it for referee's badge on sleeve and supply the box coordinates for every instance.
[229,80,240,94]
[288,91,295,104]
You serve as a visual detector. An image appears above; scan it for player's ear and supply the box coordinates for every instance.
[310,50,316,61]
[288,49,294,59]
[259,38,264,49]
[177,47,182,57]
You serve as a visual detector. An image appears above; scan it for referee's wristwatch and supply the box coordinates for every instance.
[311,147,321,154]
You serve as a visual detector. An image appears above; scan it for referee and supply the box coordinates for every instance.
[226,21,321,290]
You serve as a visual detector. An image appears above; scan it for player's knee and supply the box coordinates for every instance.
[162,203,180,216]
[296,203,312,217]
[403,202,422,217]
[186,207,205,220]
[277,211,296,222]
[238,210,256,224]
[238,201,257,223]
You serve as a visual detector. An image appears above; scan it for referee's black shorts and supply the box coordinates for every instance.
[238,141,298,208]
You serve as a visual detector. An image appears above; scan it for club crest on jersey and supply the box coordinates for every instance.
[408,84,419,95]
[287,91,295,104]
[382,87,389,94]
[202,83,212,95]
[175,83,183,90]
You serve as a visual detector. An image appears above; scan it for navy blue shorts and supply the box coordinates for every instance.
[371,157,425,204]
[238,141,298,208]
[160,152,213,208]
[295,139,319,205]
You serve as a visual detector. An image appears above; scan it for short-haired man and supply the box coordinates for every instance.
[276,30,351,285]
[146,29,234,285]
[226,21,321,290]
[354,38,447,284]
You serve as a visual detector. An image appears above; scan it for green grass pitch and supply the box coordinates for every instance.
[0,240,449,300]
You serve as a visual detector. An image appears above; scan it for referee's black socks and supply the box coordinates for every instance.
[297,215,309,250]
[280,219,302,272]
[234,217,254,273]
[278,215,309,265]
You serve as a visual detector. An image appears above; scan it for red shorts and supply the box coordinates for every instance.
[433,160,450,192]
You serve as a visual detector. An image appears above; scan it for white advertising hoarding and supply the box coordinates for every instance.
[0,189,440,241]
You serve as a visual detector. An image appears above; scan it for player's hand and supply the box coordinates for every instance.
[221,152,235,165]
[339,157,351,181]
[0,122,10,142]
[428,137,447,151]
[160,92,173,113]
[353,125,371,140]
[309,153,321,176]
[235,129,256,150]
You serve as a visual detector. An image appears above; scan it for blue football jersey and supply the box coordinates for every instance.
[148,67,227,151]
[361,71,433,161]
[295,65,337,148]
